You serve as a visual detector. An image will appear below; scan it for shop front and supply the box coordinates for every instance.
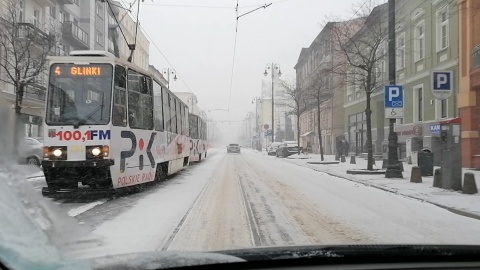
[394,121,446,164]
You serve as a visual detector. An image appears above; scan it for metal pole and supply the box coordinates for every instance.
[255,98,258,149]
[271,63,275,143]
[167,68,170,89]
[385,0,403,178]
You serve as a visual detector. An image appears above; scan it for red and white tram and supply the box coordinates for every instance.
[41,51,207,195]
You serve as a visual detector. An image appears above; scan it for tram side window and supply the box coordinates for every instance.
[176,100,182,135]
[163,89,170,132]
[170,94,177,134]
[113,65,127,126]
[184,106,189,136]
[153,81,164,131]
[127,69,153,130]
[189,114,199,139]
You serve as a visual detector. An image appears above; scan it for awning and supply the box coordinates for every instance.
[301,131,314,137]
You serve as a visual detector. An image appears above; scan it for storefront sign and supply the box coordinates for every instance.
[430,124,441,135]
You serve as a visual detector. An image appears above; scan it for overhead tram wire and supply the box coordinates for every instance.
[227,0,240,120]
[226,1,272,120]
[105,0,130,51]
[118,0,195,93]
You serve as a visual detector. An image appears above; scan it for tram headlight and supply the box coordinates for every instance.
[43,146,67,160]
[53,149,63,157]
[86,145,109,159]
[91,147,101,156]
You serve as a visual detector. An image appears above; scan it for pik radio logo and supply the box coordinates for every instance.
[120,131,156,173]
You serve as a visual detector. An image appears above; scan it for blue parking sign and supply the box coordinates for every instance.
[384,85,404,119]
[384,85,403,108]
[431,71,453,100]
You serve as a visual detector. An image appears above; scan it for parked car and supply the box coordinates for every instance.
[227,143,241,154]
[18,137,43,166]
[266,142,282,156]
[276,142,302,158]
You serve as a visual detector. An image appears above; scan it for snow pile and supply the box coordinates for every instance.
[284,154,480,218]
[287,154,310,160]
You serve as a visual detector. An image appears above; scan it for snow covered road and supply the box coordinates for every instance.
[167,150,480,252]
[31,148,480,258]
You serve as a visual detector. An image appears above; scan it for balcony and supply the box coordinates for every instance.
[17,23,54,47]
[62,21,89,49]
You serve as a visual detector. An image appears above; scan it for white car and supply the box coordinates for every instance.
[266,142,283,156]
[18,137,43,166]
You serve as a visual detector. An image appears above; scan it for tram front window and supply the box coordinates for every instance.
[46,63,113,126]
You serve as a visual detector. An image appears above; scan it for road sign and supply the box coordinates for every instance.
[431,71,453,100]
[384,85,404,118]
[264,130,272,137]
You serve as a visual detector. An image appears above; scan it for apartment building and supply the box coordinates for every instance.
[294,21,348,154]
[0,0,150,142]
[394,0,458,160]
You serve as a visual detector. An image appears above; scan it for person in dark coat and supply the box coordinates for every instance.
[343,140,350,156]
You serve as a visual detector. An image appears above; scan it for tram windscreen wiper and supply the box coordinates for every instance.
[73,103,104,129]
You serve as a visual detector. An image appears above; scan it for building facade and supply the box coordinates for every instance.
[394,0,458,160]
[458,0,480,168]
[294,22,346,154]
[341,0,458,160]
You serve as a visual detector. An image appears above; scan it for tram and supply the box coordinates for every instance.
[41,50,206,194]
[188,113,208,162]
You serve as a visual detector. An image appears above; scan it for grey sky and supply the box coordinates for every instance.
[124,0,358,141]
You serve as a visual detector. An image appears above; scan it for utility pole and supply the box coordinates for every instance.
[385,0,403,178]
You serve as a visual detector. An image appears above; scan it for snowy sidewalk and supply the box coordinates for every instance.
[259,151,480,220]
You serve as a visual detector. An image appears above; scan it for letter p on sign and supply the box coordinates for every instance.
[389,87,400,102]
[436,74,448,88]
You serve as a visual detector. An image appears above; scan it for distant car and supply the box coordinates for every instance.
[276,142,301,158]
[227,143,241,154]
[266,142,282,156]
[18,137,43,166]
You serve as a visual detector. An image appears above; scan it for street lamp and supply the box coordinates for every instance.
[162,68,177,89]
[252,97,262,150]
[264,63,281,144]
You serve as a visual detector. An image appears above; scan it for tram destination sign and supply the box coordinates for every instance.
[51,63,112,77]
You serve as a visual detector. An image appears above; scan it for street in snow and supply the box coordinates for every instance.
[20,148,480,258]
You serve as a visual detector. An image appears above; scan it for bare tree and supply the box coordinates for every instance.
[0,0,58,145]
[282,80,308,155]
[306,71,334,161]
[327,1,388,170]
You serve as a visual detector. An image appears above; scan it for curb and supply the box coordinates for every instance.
[285,160,480,222]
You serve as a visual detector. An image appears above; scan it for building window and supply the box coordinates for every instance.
[96,3,104,18]
[50,5,56,18]
[18,0,24,22]
[95,30,103,44]
[33,9,39,27]
[414,21,425,61]
[436,99,448,119]
[441,99,447,118]
[396,32,405,70]
[437,5,449,51]
[413,85,423,122]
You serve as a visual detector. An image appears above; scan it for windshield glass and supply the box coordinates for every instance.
[2,0,480,268]
[46,63,113,126]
